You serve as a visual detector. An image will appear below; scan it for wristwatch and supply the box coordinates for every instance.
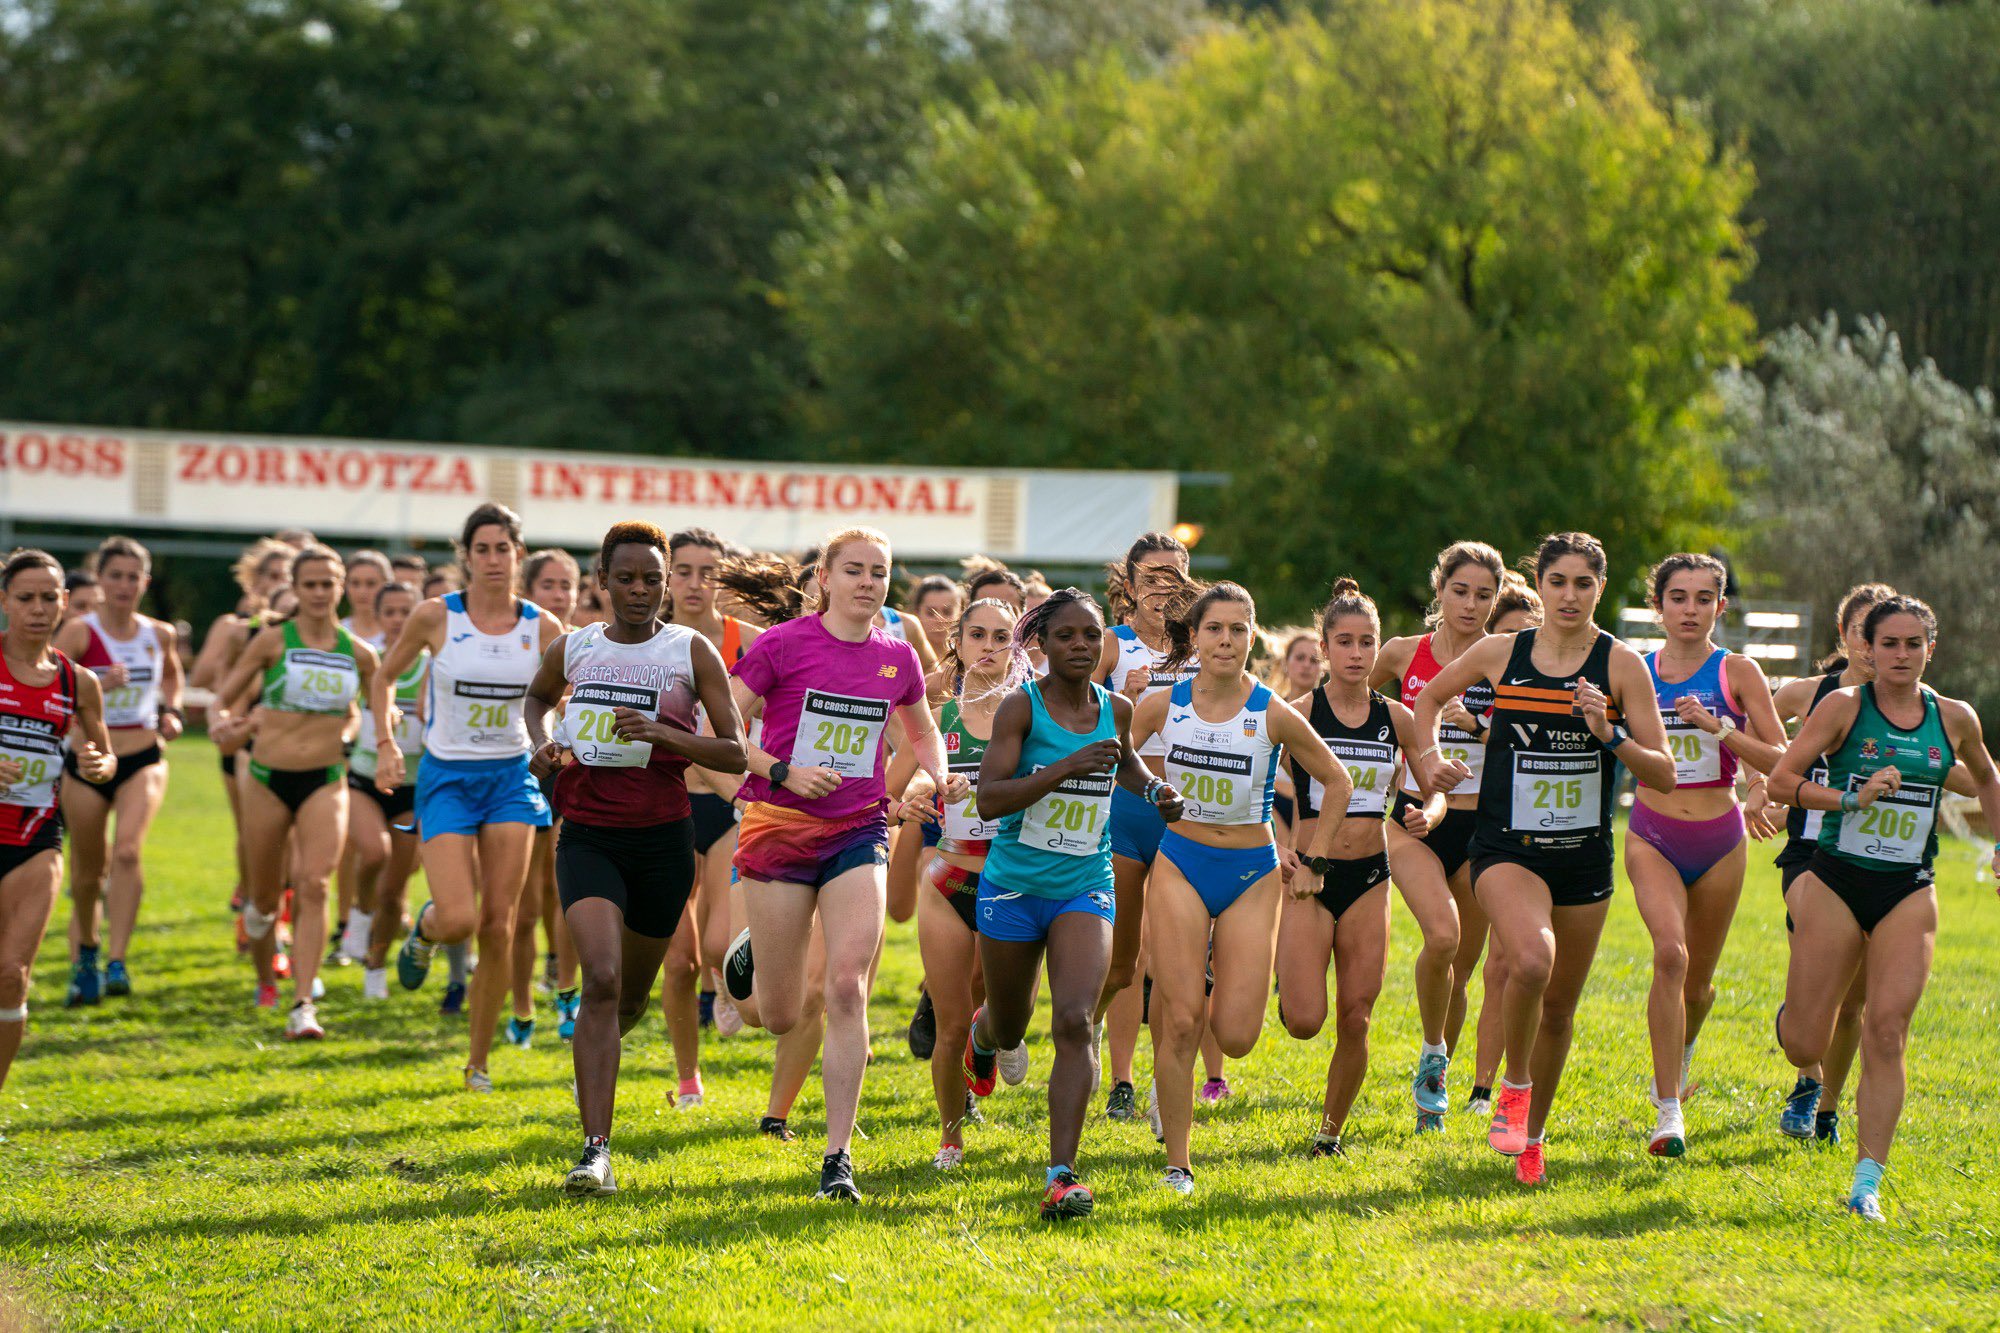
[1302,854,1334,876]
[1716,717,1737,739]
[768,760,792,787]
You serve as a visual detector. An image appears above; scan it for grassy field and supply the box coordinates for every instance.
[4,736,2000,1330]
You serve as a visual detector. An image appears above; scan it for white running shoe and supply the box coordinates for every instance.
[1147,1079,1164,1142]
[310,975,326,1001]
[362,968,389,1001]
[564,1142,616,1197]
[464,1066,493,1094]
[1649,1102,1687,1158]
[711,970,745,1037]
[932,1145,965,1170]
[998,1041,1030,1087]
[340,910,373,963]
[285,1000,325,1041]
[677,1091,704,1110]
[1160,1166,1195,1195]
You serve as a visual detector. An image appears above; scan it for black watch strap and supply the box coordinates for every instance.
[1304,854,1333,876]
[768,760,791,787]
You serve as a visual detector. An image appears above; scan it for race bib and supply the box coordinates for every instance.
[0,733,60,810]
[101,665,154,728]
[282,649,358,713]
[567,680,661,768]
[943,758,1000,842]
[791,690,889,778]
[1800,763,1828,841]
[1319,737,1397,816]
[1662,715,1722,785]
[1167,745,1259,825]
[1019,768,1114,857]
[1836,778,1936,866]
[451,681,525,740]
[1509,752,1603,833]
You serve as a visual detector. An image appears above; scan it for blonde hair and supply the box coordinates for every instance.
[232,537,295,598]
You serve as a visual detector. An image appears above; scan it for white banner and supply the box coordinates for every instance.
[0,420,1178,563]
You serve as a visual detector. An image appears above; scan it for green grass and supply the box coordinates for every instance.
[5,735,2000,1329]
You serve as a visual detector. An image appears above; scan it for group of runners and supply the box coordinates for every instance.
[1,510,1995,1227]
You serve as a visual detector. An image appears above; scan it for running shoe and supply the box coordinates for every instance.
[1846,1192,1884,1223]
[272,950,292,981]
[363,967,389,1001]
[505,1016,535,1049]
[310,975,326,1001]
[1199,1077,1232,1104]
[1488,1084,1531,1157]
[65,952,101,1008]
[464,1065,493,1094]
[960,1089,986,1127]
[564,1140,617,1197]
[1515,1141,1546,1186]
[1041,1169,1094,1220]
[1309,1133,1345,1159]
[760,1116,796,1143]
[711,971,743,1037]
[254,982,279,1009]
[963,1009,998,1097]
[1467,1086,1493,1119]
[556,989,580,1041]
[397,904,437,991]
[677,1078,704,1110]
[339,912,373,964]
[1160,1166,1195,1196]
[1147,1079,1164,1143]
[998,1041,1030,1087]
[1780,1075,1823,1139]
[816,1150,861,1202]
[439,981,467,1017]
[1105,1080,1137,1122]
[285,1000,325,1040]
[1816,1112,1841,1147]
[1648,1103,1686,1158]
[1413,1051,1449,1117]
[932,1145,965,1171]
[103,959,131,998]
[907,987,936,1060]
[326,928,350,968]
[722,928,754,1002]
[698,989,716,1030]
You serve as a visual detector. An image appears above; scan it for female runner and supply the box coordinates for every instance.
[55,536,182,1003]
[1415,533,1675,1186]
[1129,580,1356,1193]
[719,528,954,1200]
[356,581,427,1000]
[1624,553,1785,1157]
[1370,541,1503,1132]
[507,548,580,1049]
[1279,580,1439,1156]
[332,550,393,963]
[969,588,1182,1217]
[374,503,563,1091]
[1772,595,2000,1220]
[524,522,743,1194]
[1,550,114,1089]
[212,546,379,1036]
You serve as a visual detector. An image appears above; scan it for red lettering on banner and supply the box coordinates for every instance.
[779,476,805,509]
[171,440,477,493]
[706,471,738,507]
[941,479,974,515]
[868,477,898,511]
[832,477,862,509]
[742,473,775,509]
[442,458,474,492]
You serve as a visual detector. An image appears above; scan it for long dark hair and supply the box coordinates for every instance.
[718,552,809,624]
[1104,531,1189,624]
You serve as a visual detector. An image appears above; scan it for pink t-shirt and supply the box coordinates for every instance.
[731,615,926,821]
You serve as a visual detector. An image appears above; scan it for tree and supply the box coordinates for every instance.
[0,0,949,456]
[783,1,1755,619]
[1721,316,2000,717]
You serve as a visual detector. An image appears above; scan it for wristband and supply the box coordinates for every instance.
[1418,744,1442,762]
[1144,778,1167,804]
[1840,790,1860,814]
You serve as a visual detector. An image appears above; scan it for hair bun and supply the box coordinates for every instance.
[1329,577,1361,597]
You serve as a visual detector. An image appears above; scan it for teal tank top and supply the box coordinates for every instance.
[1817,684,1955,873]
[982,679,1119,900]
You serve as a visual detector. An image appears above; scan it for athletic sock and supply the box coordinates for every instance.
[679,1076,704,1097]
[1502,1076,1531,1091]
[1421,1040,1448,1059]
[1470,1085,1493,1102]
[1852,1157,1885,1199]
[1046,1164,1071,1186]
[446,942,469,985]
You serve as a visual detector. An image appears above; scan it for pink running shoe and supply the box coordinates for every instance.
[1515,1141,1546,1185]
[1199,1077,1232,1104]
[1488,1084,1531,1157]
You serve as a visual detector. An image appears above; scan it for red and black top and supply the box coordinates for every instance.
[0,650,78,849]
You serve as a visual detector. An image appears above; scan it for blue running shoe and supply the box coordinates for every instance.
[396,904,438,992]
[505,1016,534,1049]
[1846,1192,1884,1223]
[103,958,131,998]
[1816,1111,1841,1147]
[557,989,580,1041]
[439,981,467,1016]
[65,949,101,1008]
[1413,1051,1449,1117]
[1780,1075,1822,1139]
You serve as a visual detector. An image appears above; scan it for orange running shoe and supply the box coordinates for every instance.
[1488,1084,1531,1157]
[1515,1141,1546,1185]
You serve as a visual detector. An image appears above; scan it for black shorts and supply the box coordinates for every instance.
[0,824,63,882]
[1472,853,1613,908]
[1800,850,1931,935]
[1391,793,1478,877]
[349,773,417,824]
[557,819,697,940]
[689,792,738,856]
[249,760,344,816]
[64,743,162,805]
[1313,853,1391,921]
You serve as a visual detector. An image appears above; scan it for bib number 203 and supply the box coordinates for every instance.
[811,720,872,757]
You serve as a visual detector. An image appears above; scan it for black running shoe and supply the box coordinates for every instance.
[698,989,716,1030]
[1309,1133,1346,1159]
[816,1149,861,1202]
[1105,1080,1137,1121]
[723,929,755,1002]
[1816,1111,1841,1146]
[907,987,936,1060]
[760,1115,796,1142]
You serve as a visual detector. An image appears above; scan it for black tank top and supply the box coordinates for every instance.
[1776,672,1844,868]
[1290,689,1397,821]
[1470,629,1621,868]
